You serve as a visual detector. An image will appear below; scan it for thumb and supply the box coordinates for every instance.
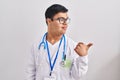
[87,43,93,49]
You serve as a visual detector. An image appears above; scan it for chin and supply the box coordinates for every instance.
[61,31,66,35]
[58,30,67,35]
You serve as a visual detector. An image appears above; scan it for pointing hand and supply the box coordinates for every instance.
[74,42,93,56]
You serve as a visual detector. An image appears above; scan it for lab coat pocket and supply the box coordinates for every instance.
[60,58,72,77]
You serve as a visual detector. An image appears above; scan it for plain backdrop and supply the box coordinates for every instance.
[0,0,120,80]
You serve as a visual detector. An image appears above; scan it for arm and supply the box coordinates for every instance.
[25,45,36,80]
[71,42,93,80]
[70,55,88,80]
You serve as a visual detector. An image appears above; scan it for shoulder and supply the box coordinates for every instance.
[65,35,79,58]
[65,35,77,48]
[31,35,43,51]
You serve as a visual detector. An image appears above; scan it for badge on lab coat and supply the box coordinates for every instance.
[44,77,56,80]
[60,59,72,68]
[44,72,56,80]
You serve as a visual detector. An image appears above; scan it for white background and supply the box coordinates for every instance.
[0,0,120,80]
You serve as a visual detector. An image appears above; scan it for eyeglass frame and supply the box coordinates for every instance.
[51,17,71,24]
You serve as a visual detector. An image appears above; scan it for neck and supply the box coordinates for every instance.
[46,32,63,45]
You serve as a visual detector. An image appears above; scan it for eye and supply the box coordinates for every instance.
[59,18,66,21]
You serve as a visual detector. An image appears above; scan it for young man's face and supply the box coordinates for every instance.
[47,12,69,35]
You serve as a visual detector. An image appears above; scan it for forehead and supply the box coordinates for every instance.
[53,12,68,18]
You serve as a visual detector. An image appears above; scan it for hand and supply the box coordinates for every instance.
[74,42,93,56]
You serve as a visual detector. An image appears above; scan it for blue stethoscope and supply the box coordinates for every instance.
[38,32,66,76]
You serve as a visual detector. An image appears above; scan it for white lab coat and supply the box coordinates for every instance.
[25,35,88,80]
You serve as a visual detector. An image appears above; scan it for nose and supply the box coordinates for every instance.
[62,21,68,25]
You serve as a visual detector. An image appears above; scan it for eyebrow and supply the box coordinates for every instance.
[57,17,69,19]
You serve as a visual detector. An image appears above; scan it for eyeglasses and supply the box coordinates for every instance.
[52,17,70,24]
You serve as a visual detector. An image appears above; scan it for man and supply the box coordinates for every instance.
[26,4,93,80]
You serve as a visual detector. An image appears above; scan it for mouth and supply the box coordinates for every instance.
[62,26,67,30]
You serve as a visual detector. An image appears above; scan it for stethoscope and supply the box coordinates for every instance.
[38,32,66,76]
[38,32,66,60]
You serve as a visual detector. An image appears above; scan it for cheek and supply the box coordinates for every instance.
[53,23,62,30]
[50,22,63,32]
[51,25,59,32]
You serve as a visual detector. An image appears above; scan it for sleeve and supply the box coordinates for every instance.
[67,37,88,80]
[70,55,88,80]
[25,45,36,80]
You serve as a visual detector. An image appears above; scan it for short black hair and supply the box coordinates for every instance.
[45,4,68,19]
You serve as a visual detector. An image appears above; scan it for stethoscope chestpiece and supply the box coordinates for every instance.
[60,54,66,67]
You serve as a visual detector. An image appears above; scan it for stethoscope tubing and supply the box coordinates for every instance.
[38,32,66,61]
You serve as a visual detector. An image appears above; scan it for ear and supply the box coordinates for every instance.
[46,18,52,25]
